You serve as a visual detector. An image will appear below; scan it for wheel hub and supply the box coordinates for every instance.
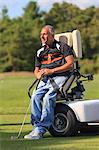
[53,113,69,133]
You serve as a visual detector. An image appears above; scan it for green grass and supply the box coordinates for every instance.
[0,73,99,150]
[83,74,99,99]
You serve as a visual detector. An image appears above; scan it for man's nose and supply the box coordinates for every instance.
[41,34,44,39]
[41,34,45,40]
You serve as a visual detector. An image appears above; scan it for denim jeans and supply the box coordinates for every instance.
[30,76,68,134]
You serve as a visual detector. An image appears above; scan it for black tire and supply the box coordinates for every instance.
[49,103,78,137]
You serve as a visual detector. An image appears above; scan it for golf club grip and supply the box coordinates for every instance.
[28,79,38,98]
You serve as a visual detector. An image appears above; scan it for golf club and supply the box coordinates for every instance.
[11,79,39,140]
[11,102,31,140]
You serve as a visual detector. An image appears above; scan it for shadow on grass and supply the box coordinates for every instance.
[0,131,99,150]
[0,123,30,126]
[0,124,99,141]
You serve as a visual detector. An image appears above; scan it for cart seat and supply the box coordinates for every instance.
[55,30,82,100]
[55,30,82,58]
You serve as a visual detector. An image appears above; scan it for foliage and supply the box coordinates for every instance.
[79,58,99,74]
[0,1,99,72]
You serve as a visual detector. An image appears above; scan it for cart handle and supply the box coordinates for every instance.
[28,79,39,99]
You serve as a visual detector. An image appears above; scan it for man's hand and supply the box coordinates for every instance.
[37,69,45,79]
[34,67,55,79]
[34,68,45,79]
[43,68,54,76]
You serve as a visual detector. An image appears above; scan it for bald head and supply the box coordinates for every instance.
[40,25,55,46]
[42,25,55,36]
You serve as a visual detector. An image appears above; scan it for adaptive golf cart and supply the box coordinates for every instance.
[29,30,99,137]
[11,30,99,140]
[48,30,99,136]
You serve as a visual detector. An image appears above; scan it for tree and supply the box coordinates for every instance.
[0,1,99,72]
[0,7,12,71]
[23,1,39,20]
[81,7,99,58]
[43,2,81,32]
[1,6,9,20]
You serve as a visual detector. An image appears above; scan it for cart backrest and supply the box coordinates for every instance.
[55,30,82,58]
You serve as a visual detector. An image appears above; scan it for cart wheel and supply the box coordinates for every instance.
[49,103,78,137]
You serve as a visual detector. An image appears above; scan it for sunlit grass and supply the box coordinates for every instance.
[0,72,99,150]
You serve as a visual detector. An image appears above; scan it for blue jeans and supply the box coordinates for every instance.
[30,76,68,134]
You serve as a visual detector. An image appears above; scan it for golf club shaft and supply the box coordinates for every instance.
[13,78,40,139]
[17,102,31,138]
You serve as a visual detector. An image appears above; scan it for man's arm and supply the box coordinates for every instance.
[53,55,74,73]
[43,55,74,75]
[34,67,45,79]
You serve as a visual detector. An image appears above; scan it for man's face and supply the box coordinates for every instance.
[40,28,54,46]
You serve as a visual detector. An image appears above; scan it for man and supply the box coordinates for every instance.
[24,25,74,140]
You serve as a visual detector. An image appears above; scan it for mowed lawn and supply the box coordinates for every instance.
[0,72,99,150]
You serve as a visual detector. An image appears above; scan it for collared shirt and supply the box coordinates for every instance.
[35,40,74,76]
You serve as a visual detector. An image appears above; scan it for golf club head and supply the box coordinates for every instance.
[11,136,19,140]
